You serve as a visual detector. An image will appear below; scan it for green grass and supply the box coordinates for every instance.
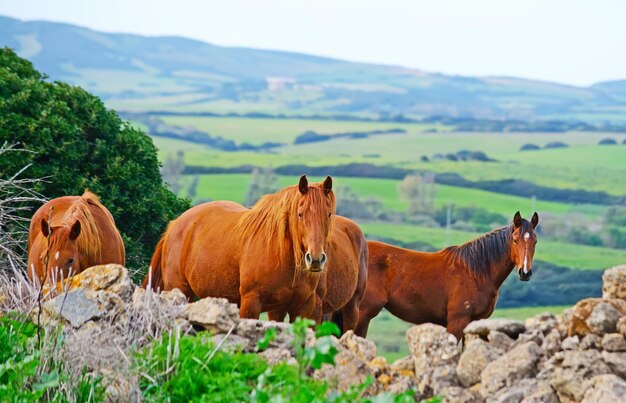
[359,222,626,270]
[178,173,605,218]
[369,306,569,361]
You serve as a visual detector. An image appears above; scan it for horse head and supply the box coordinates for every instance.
[510,211,539,281]
[39,218,82,281]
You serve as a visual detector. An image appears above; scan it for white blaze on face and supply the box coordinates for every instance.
[523,232,530,273]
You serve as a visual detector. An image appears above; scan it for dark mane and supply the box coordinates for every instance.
[444,220,532,277]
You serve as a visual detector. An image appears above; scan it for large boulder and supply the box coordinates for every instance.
[567,298,626,337]
[464,318,526,339]
[457,339,500,387]
[407,324,460,397]
[603,265,626,300]
[582,374,626,403]
[541,350,612,402]
[44,264,133,301]
[479,341,542,398]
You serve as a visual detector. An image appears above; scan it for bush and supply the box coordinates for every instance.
[544,141,568,149]
[0,48,190,275]
[598,138,617,145]
[520,143,540,151]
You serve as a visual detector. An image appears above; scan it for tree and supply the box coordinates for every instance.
[244,167,279,206]
[398,172,436,215]
[0,48,190,276]
[161,151,186,195]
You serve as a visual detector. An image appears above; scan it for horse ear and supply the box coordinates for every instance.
[69,221,81,240]
[298,175,308,195]
[41,218,51,237]
[513,211,522,228]
[323,176,332,194]
[531,212,539,229]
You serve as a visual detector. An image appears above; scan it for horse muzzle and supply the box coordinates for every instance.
[305,252,327,273]
[518,267,532,281]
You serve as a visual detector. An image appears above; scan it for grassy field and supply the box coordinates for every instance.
[179,173,606,218]
[359,222,626,270]
[369,306,569,361]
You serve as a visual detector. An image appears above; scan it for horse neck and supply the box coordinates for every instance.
[487,255,516,289]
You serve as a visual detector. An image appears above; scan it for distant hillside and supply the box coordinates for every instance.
[2,15,626,121]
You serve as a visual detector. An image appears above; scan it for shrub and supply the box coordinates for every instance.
[598,138,617,145]
[544,141,568,149]
[0,48,190,275]
[519,143,540,151]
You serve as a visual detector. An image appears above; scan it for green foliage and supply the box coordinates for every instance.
[0,48,190,273]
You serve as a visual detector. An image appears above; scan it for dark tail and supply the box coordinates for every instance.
[142,238,165,291]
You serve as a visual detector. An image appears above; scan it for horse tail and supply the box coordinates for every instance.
[143,238,165,291]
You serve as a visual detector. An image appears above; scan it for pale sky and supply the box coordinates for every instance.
[0,0,623,86]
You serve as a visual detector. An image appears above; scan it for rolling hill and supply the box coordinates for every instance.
[2,15,626,121]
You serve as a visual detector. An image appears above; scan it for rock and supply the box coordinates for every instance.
[579,333,602,350]
[131,287,187,311]
[479,342,542,398]
[568,298,626,337]
[407,324,460,397]
[602,351,626,378]
[235,319,300,352]
[440,386,482,403]
[542,329,562,357]
[209,333,250,353]
[582,374,626,403]
[313,349,376,393]
[526,313,558,335]
[339,330,377,361]
[603,265,626,300]
[561,335,579,350]
[541,350,612,402]
[464,318,526,339]
[602,333,626,352]
[487,379,557,403]
[45,264,134,302]
[487,330,513,351]
[457,339,500,387]
[99,368,141,403]
[618,316,626,336]
[513,329,544,348]
[259,348,296,366]
[386,374,419,396]
[390,355,414,374]
[185,297,239,334]
[368,356,388,377]
[557,308,574,337]
[586,302,623,335]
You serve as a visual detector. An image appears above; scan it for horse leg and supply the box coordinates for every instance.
[289,293,319,323]
[338,298,360,334]
[240,293,262,319]
[446,310,472,343]
[268,311,287,322]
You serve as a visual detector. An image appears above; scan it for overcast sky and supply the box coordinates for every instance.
[1,0,623,86]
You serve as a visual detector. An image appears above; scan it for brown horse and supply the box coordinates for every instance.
[268,215,368,332]
[27,190,125,284]
[356,212,539,341]
[143,175,336,320]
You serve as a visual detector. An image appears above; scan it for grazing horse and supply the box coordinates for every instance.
[143,175,336,321]
[356,212,539,341]
[268,215,368,333]
[27,190,125,284]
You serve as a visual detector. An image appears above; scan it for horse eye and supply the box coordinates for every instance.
[297,213,303,219]
[513,239,518,244]
[68,257,74,265]
[328,213,332,218]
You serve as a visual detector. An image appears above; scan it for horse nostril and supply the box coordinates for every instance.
[320,253,327,265]
[305,252,313,266]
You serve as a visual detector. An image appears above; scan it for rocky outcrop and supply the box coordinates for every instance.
[26,263,626,402]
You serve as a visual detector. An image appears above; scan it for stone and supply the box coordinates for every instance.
[602,351,626,378]
[582,374,626,403]
[99,368,141,403]
[542,329,562,358]
[487,330,513,351]
[557,308,574,337]
[618,316,626,336]
[586,302,623,335]
[368,356,388,377]
[526,312,558,335]
[386,374,419,397]
[479,342,542,398]
[464,318,526,339]
[561,335,579,350]
[407,324,460,397]
[602,333,626,352]
[521,381,559,403]
[209,334,250,353]
[45,264,134,302]
[541,350,612,402]
[259,348,296,366]
[440,386,482,403]
[339,330,377,361]
[42,289,103,327]
[313,349,376,393]
[235,318,300,352]
[457,339,500,387]
[579,333,602,350]
[602,265,626,300]
[568,298,626,337]
[185,297,239,334]
[487,379,557,403]
[389,355,414,374]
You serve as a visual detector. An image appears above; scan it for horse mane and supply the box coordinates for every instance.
[444,221,531,277]
[236,183,334,272]
[59,190,106,263]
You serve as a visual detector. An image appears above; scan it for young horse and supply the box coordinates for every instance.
[356,212,539,341]
[143,175,336,321]
[268,215,368,333]
[27,190,125,284]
